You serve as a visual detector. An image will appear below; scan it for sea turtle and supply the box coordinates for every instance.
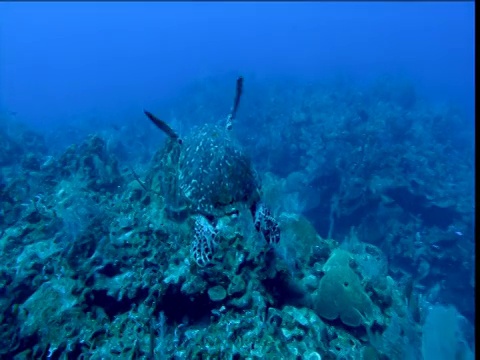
[142,77,280,266]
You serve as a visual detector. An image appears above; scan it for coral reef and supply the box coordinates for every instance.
[0,75,474,359]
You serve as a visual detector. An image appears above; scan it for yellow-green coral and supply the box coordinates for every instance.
[313,249,373,327]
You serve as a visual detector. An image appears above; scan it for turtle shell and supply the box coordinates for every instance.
[149,123,260,218]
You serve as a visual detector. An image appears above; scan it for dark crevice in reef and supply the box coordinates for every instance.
[261,272,308,308]
[11,281,37,307]
[385,186,459,229]
[97,262,123,278]
[8,333,39,359]
[85,288,149,320]
[154,284,214,326]
[305,181,460,240]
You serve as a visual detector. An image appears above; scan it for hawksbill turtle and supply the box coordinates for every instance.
[142,77,280,266]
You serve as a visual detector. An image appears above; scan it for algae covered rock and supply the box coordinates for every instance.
[18,278,90,351]
[55,134,123,192]
[208,285,227,302]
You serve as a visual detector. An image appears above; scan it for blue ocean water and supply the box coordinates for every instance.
[0,2,475,359]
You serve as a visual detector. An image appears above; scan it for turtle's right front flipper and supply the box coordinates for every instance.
[226,76,244,130]
[252,202,281,245]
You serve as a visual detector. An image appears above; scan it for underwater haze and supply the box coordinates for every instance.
[0,2,476,359]
[1,2,475,127]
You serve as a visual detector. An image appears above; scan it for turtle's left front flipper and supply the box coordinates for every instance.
[144,110,182,144]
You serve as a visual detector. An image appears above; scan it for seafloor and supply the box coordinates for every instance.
[0,75,475,359]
